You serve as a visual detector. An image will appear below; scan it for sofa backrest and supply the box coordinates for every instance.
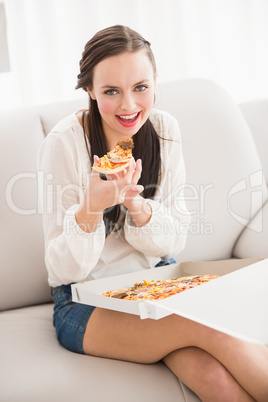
[0,109,50,310]
[35,97,87,136]
[0,98,90,311]
[239,99,268,185]
[155,79,267,262]
[1,79,266,311]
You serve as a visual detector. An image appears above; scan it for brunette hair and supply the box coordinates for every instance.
[76,25,161,235]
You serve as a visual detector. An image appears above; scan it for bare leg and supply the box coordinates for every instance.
[83,309,268,401]
[163,347,255,402]
[194,325,268,402]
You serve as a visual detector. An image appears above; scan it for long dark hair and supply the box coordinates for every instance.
[76,25,161,235]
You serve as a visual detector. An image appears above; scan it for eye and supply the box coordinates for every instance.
[104,89,118,95]
[135,85,147,92]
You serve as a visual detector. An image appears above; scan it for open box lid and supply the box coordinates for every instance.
[140,259,268,345]
[72,258,268,345]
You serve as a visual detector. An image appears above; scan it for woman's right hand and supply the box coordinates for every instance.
[75,156,143,232]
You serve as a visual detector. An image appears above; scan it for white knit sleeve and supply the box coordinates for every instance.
[38,131,105,287]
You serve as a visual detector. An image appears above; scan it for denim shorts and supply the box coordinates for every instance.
[52,284,96,354]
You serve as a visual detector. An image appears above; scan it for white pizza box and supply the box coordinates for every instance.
[71,258,268,345]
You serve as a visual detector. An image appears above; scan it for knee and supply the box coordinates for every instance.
[202,362,241,402]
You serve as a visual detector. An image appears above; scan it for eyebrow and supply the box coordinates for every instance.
[101,79,150,89]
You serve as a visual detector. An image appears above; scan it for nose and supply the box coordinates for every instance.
[120,92,136,111]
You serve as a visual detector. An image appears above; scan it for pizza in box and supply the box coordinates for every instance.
[102,275,219,301]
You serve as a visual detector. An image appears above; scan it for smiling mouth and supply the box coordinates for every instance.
[116,112,141,124]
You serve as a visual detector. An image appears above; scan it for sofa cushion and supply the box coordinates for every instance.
[35,97,87,136]
[0,303,200,402]
[155,79,267,262]
[233,199,268,258]
[0,109,51,310]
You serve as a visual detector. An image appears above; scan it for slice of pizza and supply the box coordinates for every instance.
[93,138,134,174]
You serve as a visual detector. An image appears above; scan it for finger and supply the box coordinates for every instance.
[93,155,100,164]
[90,171,103,182]
[124,184,144,195]
[106,173,119,181]
[115,169,127,178]
[130,157,136,168]
[132,159,142,184]
[124,160,135,179]
[125,185,144,198]
[107,165,130,181]
[132,184,144,194]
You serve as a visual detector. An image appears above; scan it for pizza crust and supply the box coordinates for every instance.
[107,155,132,163]
[92,160,130,174]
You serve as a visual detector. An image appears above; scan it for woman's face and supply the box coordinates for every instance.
[88,50,155,148]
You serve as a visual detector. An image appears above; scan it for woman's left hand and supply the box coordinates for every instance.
[106,158,142,208]
[107,158,152,227]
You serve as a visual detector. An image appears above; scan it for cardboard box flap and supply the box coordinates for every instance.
[139,259,268,345]
[180,257,262,276]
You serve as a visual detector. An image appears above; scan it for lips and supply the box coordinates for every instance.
[116,111,141,127]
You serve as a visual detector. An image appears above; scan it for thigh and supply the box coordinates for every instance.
[83,307,205,363]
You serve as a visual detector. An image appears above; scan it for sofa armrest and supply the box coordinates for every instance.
[239,99,268,184]
[233,199,268,258]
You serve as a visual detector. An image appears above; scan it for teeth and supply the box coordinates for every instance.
[118,112,138,120]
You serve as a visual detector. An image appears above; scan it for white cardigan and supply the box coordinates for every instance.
[38,109,190,287]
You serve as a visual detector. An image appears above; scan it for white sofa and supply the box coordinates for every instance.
[1,79,267,402]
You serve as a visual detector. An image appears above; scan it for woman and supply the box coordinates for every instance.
[38,25,268,401]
